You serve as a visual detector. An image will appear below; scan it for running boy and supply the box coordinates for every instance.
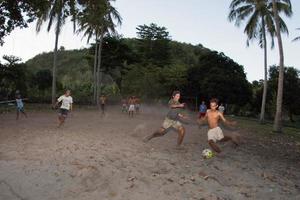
[55,90,73,127]
[143,91,187,147]
[200,98,239,153]
[16,94,27,120]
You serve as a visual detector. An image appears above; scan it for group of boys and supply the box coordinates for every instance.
[16,89,239,155]
[144,90,240,155]
[122,96,141,117]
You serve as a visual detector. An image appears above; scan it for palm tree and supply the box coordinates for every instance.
[272,0,292,133]
[36,0,76,105]
[292,28,300,42]
[77,0,122,105]
[228,0,291,123]
[76,0,106,104]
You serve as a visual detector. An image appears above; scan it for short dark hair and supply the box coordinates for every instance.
[172,90,180,97]
[210,98,219,105]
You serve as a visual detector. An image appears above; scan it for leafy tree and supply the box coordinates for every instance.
[268,66,300,122]
[228,0,291,123]
[186,51,252,106]
[271,0,292,133]
[0,56,28,100]
[34,69,52,90]
[2,55,22,66]
[76,0,122,105]
[0,0,49,45]
[121,64,163,98]
[36,0,77,105]
[292,28,300,42]
[136,23,171,67]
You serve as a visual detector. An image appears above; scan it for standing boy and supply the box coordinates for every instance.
[100,95,107,115]
[16,94,27,120]
[128,96,135,117]
[200,98,239,153]
[143,91,187,147]
[199,101,207,118]
[218,103,225,114]
[55,90,73,127]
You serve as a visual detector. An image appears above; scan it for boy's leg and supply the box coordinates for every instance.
[208,140,221,153]
[220,135,239,146]
[16,109,20,120]
[101,104,105,114]
[143,127,167,142]
[176,126,185,146]
[21,109,27,118]
[58,115,63,127]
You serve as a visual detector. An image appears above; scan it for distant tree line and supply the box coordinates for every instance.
[1,23,299,121]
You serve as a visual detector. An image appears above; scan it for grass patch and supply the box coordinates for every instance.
[232,116,300,141]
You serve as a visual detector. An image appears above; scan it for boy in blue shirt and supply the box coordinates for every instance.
[16,94,27,120]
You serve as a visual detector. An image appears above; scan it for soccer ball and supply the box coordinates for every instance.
[202,149,214,159]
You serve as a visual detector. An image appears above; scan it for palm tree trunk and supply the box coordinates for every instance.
[259,17,268,123]
[93,40,98,104]
[51,15,61,105]
[96,29,104,106]
[272,0,285,133]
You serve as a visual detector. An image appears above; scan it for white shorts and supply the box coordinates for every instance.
[128,104,135,111]
[207,127,224,142]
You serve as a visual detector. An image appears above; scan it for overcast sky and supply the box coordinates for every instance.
[0,0,299,81]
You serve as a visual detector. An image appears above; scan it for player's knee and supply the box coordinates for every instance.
[208,140,214,145]
[178,126,185,135]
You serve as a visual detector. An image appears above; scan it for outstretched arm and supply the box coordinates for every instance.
[170,103,185,109]
[219,112,236,126]
[197,112,208,125]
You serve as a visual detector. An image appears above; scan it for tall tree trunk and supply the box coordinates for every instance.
[272,0,285,133]
[93,40,98,104]
[259,17,268,123]
[51,15,61,105]
[96,29,104,106]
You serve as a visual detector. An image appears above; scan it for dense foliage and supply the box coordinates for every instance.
[1,23,299,120]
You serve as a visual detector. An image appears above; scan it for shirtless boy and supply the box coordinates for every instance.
[128,96,135,117]
[201,98,239,153]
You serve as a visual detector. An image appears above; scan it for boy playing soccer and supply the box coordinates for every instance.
[16,94,27,120]
[55,90,73,127]
[143,91,187,147]
[200,98,239,153]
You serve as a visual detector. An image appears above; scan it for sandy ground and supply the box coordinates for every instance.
[0,105,300,200]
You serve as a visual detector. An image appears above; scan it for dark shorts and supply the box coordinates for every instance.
[101,104,105,110]
[17,107,24,112]
[59,108,69,117]
[199,112,206,118]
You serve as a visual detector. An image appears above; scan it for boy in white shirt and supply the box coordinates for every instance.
[55,90,73,127]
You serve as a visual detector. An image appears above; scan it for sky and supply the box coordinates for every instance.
[0,0,299,82]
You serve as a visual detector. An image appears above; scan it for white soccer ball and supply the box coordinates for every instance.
[202,149,214,159]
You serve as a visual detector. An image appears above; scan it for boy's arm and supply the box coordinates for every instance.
[198,112,208,124]
[53,96,62,108]
[169,102,185,108]
[219,112,236,126]
[178,113,189,119]
[70,104,73,111]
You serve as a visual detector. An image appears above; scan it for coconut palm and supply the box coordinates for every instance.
[36,0,76,105]
[272,0,292,133]
[228,0,291,123]
[292,28,300,42]
[76,0,122,105]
